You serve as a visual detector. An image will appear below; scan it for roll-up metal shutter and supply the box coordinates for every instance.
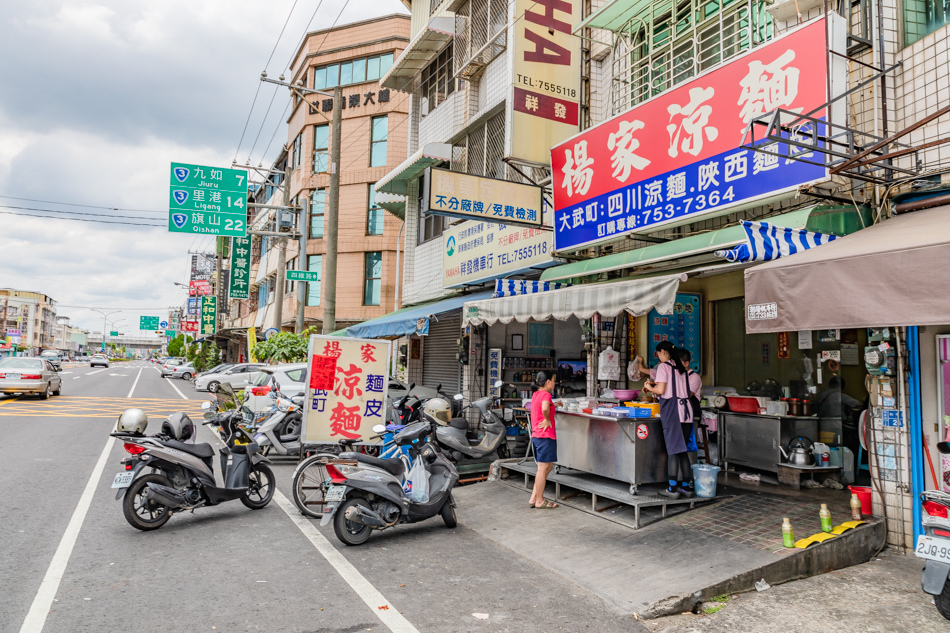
[422,310,461,395]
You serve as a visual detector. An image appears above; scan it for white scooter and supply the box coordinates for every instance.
[253,384,304,457]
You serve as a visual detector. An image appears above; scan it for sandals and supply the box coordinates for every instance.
[534,499,559,509]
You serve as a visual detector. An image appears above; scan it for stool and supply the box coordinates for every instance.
[697,421,711,464]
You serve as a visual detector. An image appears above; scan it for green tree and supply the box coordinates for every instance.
[252,326,319,364]
[188,341,220,373]
[167,334,194,357]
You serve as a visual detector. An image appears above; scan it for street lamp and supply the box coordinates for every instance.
[107,319,126,356]
[88,309,121,353]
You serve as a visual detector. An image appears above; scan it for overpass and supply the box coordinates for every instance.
[87,335,166,351]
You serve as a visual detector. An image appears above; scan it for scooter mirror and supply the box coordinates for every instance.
[453,393,463,401]
[372,424,386,433]
[494,380,504,388]
[201,401,213,410]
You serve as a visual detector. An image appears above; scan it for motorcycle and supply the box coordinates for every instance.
[917,489,950,620]
[253,383,304,457]
[110,402,274,531]
[434,381,508,462]
[319,418,459,546]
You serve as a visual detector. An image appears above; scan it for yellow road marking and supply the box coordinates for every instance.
[0,397,21,406]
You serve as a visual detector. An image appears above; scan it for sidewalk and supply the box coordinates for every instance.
[453,472,883,618]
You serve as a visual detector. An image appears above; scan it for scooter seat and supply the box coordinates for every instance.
[159,439,215,459]
[339,451,405,477]
[449,417,468,430]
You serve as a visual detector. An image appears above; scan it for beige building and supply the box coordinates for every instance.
[0,289,57,355]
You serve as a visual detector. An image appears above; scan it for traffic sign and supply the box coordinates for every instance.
[168,162,248,237]
[140,316,160,330]
[286,270,320,282]
[109,331,119,337]
[165,330,176,337]
[160,321,168,328]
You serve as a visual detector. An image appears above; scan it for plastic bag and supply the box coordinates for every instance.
[598,346,621,381]
[627,356,643,381]
[404,459,429,503]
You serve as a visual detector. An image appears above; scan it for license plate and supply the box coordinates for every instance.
[111,471,135,489]
[7,374,19,380]
[916,535,950,563]
[324,486,345,502]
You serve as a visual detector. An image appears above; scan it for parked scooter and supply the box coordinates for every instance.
[110,402,274,531]
[428,381,508,462]
[917,488,950,619]
[320,418,459,546]
[253,383,304,457]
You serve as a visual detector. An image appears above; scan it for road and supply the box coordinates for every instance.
[0,361,644,633]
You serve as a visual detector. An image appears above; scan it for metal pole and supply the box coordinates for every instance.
[323,85,342,334]
[215,238,223,336]
[275,162,290,332]
[296,197,309,333]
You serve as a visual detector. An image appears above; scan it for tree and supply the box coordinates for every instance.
[252,327,319,364]
[187,340,220,373]
[167,334,194,357]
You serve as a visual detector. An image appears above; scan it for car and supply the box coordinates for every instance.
[193,363,266,393]
[245,363,308,413]
[39,350,63,371]
[163,362,196,380]
[90,353,109,368]
[160,358,185,377]
[195,362,235,380]
[0,357,63,398]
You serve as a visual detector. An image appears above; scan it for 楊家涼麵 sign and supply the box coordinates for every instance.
[551,17,840,252]
[424,168,543,227]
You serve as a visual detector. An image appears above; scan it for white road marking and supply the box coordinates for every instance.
[72,377,81,380]
[273,491,420,633]
[164,377,189,400]
[126,368,143,399]
[86,368,110,376]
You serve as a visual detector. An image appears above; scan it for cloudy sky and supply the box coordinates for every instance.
[0,0,406,337]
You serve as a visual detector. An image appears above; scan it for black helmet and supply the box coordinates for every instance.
[161,412,195,442]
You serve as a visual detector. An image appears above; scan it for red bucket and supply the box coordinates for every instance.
[849,485,873,516]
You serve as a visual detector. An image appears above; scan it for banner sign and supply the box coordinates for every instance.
[302,335,392,444]
[189,280,212,296]
[182,321,198,332]
[200,296,217,335]
[425,168,543,227]
[168,162,248,237]
[229,236,252,299]
[443,221,553,288]
[191,254,213,281]
[248,326,258,363]
[509,0,581,165]
[551,18,833,251]
[488,348,502,398]
[187,297,199,316]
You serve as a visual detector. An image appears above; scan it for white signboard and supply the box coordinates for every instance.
[443,221,554,288]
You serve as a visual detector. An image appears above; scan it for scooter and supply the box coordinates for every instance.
[110,403,274,531]
[434,381,508,462]
[917,489,950,620]
[253,385,305,457]
[320,418,459,546]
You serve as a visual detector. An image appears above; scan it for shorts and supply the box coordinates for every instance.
[532,437,558,464]
[682,422,697,452]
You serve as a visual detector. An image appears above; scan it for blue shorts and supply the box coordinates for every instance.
[532,437,558,464]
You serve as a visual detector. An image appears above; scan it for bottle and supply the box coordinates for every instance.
[850,493,863,521]
[819,504,832,532]
[782,518,795,547]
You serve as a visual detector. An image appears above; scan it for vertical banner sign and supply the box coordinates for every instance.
[200,296,217,336]
[229,236,252,299]
[168,162,248,237]
[551,17,836,251]
[247,326,258,363]
[302,335,392,444]
[488,348,502,398]
[509,0,582,165]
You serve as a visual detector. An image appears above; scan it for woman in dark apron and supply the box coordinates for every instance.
[643,341,693,499]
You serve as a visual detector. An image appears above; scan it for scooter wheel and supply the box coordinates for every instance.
[440,500,457,528]
[241,464,275,509]
[937,578,950,621]
[333,498,373,546]
[122,473,174,531]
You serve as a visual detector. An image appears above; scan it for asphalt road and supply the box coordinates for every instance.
[0,360,645,633]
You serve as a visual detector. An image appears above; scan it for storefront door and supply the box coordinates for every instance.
[937,335,950,491]
[422,311,462,396]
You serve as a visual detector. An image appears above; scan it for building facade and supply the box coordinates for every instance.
[0,289,57,355]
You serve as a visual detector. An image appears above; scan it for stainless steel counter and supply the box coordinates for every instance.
[719,412,819,473]
[554,412,667,495]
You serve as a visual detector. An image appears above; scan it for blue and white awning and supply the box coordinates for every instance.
[493,278,569,298]
[715,220,837,263]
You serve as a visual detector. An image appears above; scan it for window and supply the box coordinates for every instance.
[310,189,325,238]
[421,44,456,117]
[367,185,384,235]
[453,110,506,178]
[257,280,268,309]
[453,0,507,77]
[363,252,382,306]
[307,255,322,306]
[370,116,388,167]
[418,186,450,244]
[313,53,394,89]
[291,131,303,169]
[904,0,950,46]
[313,124,329,173]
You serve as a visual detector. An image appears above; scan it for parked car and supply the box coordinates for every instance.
[193,363,266,393]
[0,357,62,398]
[163,362,196,380]
[39,350,63,371]
[90,353,109,368]
[245,363,308,413]
[195,362,235,379]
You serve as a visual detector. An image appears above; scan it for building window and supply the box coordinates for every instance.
[611,0,773,114]
[313,53,395,90]
[313,124,329,173]
[307,255,322,306]
[904,0,950,46]
[291,131,303,169]
[418,184,449,244]
[453,0,507,77]
[370,116,388,167]
[363,252,382,306]
[421,44,456,117]
[257,280,268,309]
[367,186,384,235]
[453,110,506,178]
[310,189,325,238]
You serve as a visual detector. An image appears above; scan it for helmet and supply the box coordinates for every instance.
[423,397,452,425]
[117,408,148,434]
[161,412,196,442]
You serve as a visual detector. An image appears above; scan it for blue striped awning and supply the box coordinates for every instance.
[715,221,837,263]
[493,279,569,298]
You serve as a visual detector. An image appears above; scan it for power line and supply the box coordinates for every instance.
[259,101,292,166]
[0,194,165,215]
[0,204,165,222]
[266,0,300,70]
[246,84,281,163]
[0,209,163,227]
[284,0,328,72]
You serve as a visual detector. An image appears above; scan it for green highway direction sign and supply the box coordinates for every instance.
[165,330,176,337]
[109,331,119,337]
[286,270,320,282]
[169,162,248,237]
[140,316,160,330]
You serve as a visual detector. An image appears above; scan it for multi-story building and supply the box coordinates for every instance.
[0,289,57,355]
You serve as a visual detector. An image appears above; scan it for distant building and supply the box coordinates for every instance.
[0,289,56,355]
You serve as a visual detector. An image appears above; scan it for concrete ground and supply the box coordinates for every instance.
[643,550,947,632]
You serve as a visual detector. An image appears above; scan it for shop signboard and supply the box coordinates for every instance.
[301,335,392,444]
[646,293,701,372]
[229,236,252,299]
[551,17,843,252]
[488,348,502,398]
[424,168,543,227]
[200,296,217,335]
[169,162,248,237]
[443,221,554,288]
[187,297,199,316]
[191,254,213,281]
[182,320,198,332]
[189,280,212,296]
[508,0,582,165]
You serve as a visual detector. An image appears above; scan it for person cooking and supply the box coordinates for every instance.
[529,370,559,509]
[643,341,694,499]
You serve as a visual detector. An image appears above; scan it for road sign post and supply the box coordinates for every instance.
[168,163,248,237]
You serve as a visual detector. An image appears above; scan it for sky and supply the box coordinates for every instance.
[0,0,407,337]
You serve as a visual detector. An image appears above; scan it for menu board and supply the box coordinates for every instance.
[647,293,701,372]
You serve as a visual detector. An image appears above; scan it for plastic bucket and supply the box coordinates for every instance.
[692,463,721,498]
[849,485,873,516]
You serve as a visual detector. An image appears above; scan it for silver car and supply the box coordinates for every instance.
[0,357,63,398]
[163,362,197,380]
[245,363,308,413]
[193,363,266,393]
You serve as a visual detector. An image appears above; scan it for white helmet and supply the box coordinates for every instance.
[423,397,452,425]
[117,408,148,434]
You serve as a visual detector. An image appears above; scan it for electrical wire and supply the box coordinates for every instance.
[259,101,293,167]
[0,208,163,227]
[0,204,165,222]
[0,194,165,215]
[266,0,300,70]
[246,85,282,163]
[284,0,327,72]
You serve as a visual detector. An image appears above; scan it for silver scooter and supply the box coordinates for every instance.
[434,381,508,461]
[253,384,304,457]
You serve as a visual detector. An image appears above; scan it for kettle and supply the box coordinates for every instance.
[779,436,815,466]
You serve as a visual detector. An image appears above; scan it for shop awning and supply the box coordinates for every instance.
[380,16,455,92]
[374,143,452,196]
[494,278,569,297]
[345,290,494,339]
[745,205,950,333]
[375,191,407,219]
[573,0,650,34]
[540,205,870,282]
[463,273,684,326]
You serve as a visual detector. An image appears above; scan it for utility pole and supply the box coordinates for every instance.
[214,238,223,338]
[296,197,308,333]
[274,162,291,332]
[324,85,342,334]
